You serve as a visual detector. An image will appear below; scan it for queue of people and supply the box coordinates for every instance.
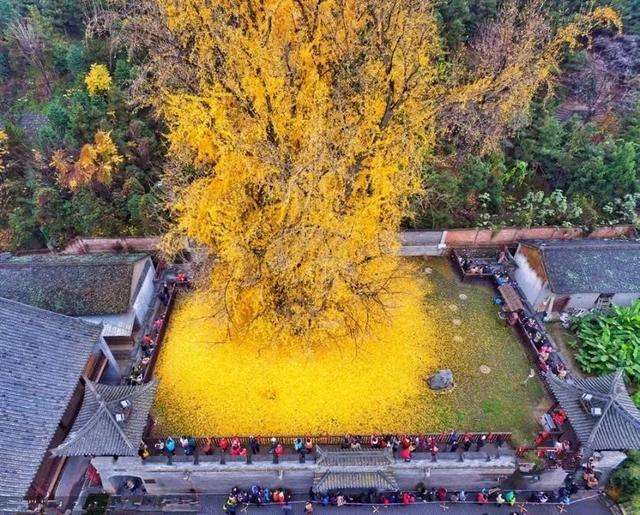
[461,249,572,385]
[126,269,192,386]
[140,432,507,462]
[314,484,577,507]
[222,485,293,513]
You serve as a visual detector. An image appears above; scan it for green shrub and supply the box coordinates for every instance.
[113,57,133,87]
[65,43,86,77]
[0,52,10,82]
[571,301,640,382]
[609,451,640,510]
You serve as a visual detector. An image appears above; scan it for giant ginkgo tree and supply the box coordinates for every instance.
[110,0,620,342]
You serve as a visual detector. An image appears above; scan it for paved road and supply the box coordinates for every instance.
[198,499,611,515]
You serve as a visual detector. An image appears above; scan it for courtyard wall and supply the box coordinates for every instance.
[92,453,519,495]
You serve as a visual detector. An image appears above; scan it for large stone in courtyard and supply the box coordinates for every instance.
[427,369,454,391]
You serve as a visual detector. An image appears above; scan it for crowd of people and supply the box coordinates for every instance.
[140,432,508,461]
[222,486,293,513]
[126,270,192,386]
[127,311,166,385]
[582,459,600,489]
[220,482,580,513]
[520,312,569,379]
[458,254,502,276]
[307,483,578,508]
[339,432,505,462]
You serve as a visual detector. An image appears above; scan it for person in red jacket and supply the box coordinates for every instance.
[399,445,412,462]
[230,437,243,456]
[304,437,314,454]
[401,492,415,505]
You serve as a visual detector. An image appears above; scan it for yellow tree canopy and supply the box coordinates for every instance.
[132,0,620,343]
[157,0,442,339]
[51,130,123,190]
[85,63,113,96]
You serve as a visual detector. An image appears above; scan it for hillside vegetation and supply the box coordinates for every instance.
[0,0,639,250]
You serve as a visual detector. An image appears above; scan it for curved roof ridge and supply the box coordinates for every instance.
[51,379,158,457]
[84,379,136,451]
[548,373,611,401]
[52,397,109,453]
[546,370,640,452]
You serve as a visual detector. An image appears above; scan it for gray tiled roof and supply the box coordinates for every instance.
[316,446,395,467]
[0,253,150,316]
[52,379,158,457]
[313,471,398,493]
[522,239,640,294]
[0,298,101,504]
[546,370,640,452]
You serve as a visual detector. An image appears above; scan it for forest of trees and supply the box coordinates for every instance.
[0,0,639,252]
[0,0,166,250]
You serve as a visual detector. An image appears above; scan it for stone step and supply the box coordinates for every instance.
[400,231,444,246]
[399,245,444,256]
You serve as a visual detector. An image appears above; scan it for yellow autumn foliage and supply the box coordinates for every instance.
[51,130,123,189]
[156,0,441,341]
[153,259,546,437]
[85,63,112,96]
[154,266,439,435]
[0,130,7,172]
[146,0,620,343]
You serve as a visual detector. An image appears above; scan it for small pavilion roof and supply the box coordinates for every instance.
[313,471,398,493]
[546,370,640,453]
[315,446,395,467]
[52,379,158,457]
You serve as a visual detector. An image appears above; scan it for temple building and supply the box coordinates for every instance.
[513,239,640,316]
[546,370,640,455]
[0,253,156,370]
[0,298,104,510]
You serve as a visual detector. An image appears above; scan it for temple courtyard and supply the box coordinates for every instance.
[152,258,546,443]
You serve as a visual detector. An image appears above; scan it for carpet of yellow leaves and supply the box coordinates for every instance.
[153,258,546,438]
[153,267,441,435]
